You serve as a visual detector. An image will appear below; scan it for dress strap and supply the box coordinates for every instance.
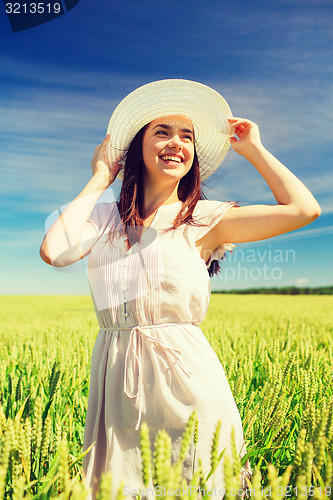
[101,323,193,431]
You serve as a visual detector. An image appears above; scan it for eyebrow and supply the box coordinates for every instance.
[152,123,194,135]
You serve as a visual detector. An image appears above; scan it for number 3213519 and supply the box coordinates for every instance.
[5,3,61,14]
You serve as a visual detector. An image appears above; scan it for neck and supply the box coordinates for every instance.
[143,182,180,216]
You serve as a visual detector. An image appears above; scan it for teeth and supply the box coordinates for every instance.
[161,155,182,163]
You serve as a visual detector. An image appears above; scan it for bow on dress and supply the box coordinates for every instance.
[109,324,194,431]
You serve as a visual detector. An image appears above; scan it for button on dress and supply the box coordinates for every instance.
[82,200,251,499]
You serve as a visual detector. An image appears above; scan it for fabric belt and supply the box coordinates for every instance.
[100,322,193,430]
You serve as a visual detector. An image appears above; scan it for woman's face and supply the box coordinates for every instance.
[141,115,195,184]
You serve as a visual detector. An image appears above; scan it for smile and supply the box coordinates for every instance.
[160,155,183,163]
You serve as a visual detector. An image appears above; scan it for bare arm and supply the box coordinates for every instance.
[209,118,321,247]
[40,135,120,267]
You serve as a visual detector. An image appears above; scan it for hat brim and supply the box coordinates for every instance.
[106,79,233,182]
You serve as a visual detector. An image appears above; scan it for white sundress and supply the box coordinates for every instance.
[82,199,251,499]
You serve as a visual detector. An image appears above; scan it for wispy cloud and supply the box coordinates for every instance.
[238,224,333,247]
[0,230,44,247]
[0,54,140,93]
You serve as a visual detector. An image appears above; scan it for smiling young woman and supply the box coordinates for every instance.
[39,79,321,499]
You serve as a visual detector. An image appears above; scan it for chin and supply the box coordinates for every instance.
[161,166,189,178]
[161,172,186,183]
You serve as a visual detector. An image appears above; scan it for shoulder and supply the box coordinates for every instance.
[190,199,239,241]
[88,201,119,232]
[89,201,118,221]
[193,199,239,220]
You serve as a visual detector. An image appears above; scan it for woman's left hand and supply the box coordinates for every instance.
[228,118,262,156]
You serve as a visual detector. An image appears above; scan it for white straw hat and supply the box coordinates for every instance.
[106,79,233,181]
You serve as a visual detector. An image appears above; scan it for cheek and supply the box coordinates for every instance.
[186,145,195,163]
[142,141,152,163]
[143,138,159,158]
[142,144,160,173]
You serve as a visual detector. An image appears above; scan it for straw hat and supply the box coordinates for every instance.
[106,79,233,181]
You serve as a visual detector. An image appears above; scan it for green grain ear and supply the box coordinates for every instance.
[140,422,152,487]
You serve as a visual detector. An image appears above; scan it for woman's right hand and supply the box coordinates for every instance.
[91,135,122,185]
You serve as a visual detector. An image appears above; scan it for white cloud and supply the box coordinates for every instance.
[295,278,309,287]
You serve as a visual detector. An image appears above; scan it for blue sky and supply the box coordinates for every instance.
[1,0,332,293]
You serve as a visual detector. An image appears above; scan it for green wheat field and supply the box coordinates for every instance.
[0,294,332,499]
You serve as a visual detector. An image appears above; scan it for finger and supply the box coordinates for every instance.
[112,161,122,172]
[228,119,248,133]
[103,146,110,166]
[230,125,245,137]
[228,117,252,122]
[233,121,246,128]
[228,117,248,124]
[232,121,251,129]
[109,164,121,182]
[228,118,254,127]
[232,125,249,136]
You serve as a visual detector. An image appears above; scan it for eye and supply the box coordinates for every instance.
[155,130,168,136]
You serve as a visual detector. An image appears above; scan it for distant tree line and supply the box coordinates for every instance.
[213,286,333,295]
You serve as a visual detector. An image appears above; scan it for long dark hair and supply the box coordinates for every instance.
[107,125,225,277]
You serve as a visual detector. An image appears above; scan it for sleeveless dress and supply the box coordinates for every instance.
[82,200,251,499]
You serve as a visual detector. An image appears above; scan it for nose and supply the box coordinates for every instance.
[167,134,182,149]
